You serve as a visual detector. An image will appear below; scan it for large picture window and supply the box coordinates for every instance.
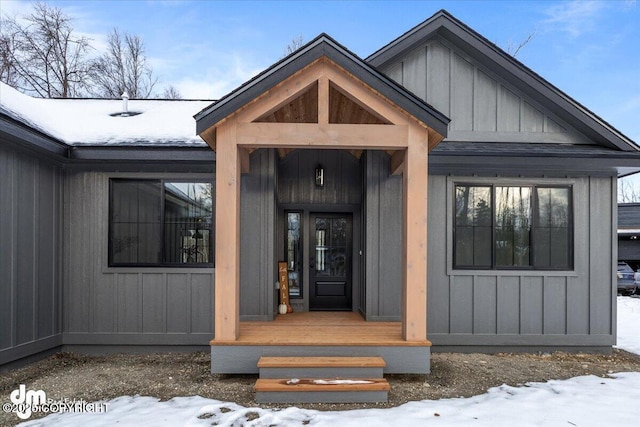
[109,179,213,267]
[454,184,572,270]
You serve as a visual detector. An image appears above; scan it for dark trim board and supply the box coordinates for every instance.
[0,347,63,373]
[428,334,615,347]
[211,345,431,374]
[61,345,209,355]
[62,333,213,346]
[432,346,613,354]
[0,335,62,367]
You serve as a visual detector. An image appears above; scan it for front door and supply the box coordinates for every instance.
[309,214,352,310]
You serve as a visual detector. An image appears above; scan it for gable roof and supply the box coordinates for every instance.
[366,9,638,153]
[194,33,450,137]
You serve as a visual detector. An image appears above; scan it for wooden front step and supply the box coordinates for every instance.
[254,378,390,404]
[255,356,389,403]
[258,356,385,378]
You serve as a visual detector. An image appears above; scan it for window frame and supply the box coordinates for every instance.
[108,178,215,268]
[452,182,574,271]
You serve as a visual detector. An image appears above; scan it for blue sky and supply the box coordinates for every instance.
[3,0,639,147]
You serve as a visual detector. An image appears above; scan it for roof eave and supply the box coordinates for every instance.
[0,113,69,158]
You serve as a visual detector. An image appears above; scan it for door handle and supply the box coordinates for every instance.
[309,257,315,269]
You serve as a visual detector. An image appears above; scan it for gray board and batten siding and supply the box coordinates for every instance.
[0,146,618,367]
[240,149,278,320]
[63,149,278,344]
[0,145,64,366]
[383,40,594,146]
[427,175,617,351]
[373,34,617,350]
[62,170,215,348]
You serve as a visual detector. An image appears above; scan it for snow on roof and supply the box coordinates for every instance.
[0,82,214,147]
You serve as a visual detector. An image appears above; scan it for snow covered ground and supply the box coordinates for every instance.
[18,297,640,427]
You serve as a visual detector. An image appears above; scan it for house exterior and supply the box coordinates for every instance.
[2,10,639,374]
[618,203,640,270]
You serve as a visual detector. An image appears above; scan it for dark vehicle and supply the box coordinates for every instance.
[617,262,636,295]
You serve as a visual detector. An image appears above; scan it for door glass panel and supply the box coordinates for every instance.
[286,212,302,298]
[315,224,327,275]
[315,217,348,277]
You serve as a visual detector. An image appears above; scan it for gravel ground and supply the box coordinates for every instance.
[1,349,640,425]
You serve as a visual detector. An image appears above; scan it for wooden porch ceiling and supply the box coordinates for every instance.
[210,312,432,347]
[251,78,392,160]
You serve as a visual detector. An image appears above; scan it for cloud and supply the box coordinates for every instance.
[542,0,607,37]
[0,0,34,18]
[172,54,265,99]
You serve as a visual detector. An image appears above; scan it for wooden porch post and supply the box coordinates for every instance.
[214,121,241,341]
[402,126,429,341]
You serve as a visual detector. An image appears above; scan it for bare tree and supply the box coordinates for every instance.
[619,179,640,203]
[505,30,536,58]
[0,3,95,97]
[0,30,19,87]
[283,35,304,57]
[161,84,182,99]
[93,28,157,98]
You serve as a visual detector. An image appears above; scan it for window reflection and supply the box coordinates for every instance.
[455,186,492,267]
[495,186,531,267]
[164,182,213,264]
[286,212,302,298]
[453,184,572,270]
[110,180,213,266]
[315,218,347,277]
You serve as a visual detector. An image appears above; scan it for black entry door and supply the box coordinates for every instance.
[309,214,352,310]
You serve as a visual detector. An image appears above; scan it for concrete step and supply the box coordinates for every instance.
[257,356,385,379]
[254,378,390,403]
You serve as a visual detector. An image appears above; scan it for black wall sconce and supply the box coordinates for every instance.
[315,164,324,187]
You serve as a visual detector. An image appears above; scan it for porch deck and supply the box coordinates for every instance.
[210,312,432,374]
[210,312,431,346]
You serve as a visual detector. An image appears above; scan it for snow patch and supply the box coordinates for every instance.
[312,379,374,385]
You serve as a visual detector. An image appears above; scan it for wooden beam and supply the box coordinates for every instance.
[390,150,405,176]
[348,149,363,159]
[236,122,408,150]
[235,61,326,124]
[402,126,429,341]
[318,76,329,125]
[214,121,240,342]
[239,147,250,174]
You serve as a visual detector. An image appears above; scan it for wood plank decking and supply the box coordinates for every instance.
[210,312,431,346]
